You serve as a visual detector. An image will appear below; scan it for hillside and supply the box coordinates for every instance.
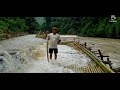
[35,17,45,25]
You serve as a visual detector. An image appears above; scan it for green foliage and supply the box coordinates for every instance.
[0,17,41,34]
[41,17,120,39]
[68,28,76,35]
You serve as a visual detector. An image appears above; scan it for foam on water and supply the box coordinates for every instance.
[0,35,91,73]
[57,45,91,67]
[0,50,15,73]
[25,45,91,73]
[60,35,78,37]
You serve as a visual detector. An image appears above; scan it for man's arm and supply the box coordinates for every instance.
[57,35,61,44]
[57,40,61,44]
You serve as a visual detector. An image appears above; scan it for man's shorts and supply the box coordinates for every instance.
[49,48,58,53]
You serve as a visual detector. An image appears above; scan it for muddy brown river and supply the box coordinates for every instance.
[61,36,120,69]
[0,35,120,73]
[0,35,91,73]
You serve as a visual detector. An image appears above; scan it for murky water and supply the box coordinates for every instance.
[25,45,91,73]
[63,36,120,69]
[0,35,91,73]
[0,35,46,73]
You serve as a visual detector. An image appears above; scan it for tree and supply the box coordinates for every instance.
[0,17,41,34]
[40,17,120,39]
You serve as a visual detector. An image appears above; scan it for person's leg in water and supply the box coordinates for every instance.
[55,53,57,60]
[49,49,53,60]
[54,49,58,60]
[50,53,52,60]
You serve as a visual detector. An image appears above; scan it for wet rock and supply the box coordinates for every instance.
[0,58,3,61]
[8,51,17,55]
[0,58,3,64]
[0,53,5,56]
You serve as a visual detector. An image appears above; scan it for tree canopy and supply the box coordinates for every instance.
[0,17,40,34]
[1,17,120,39]
[41,17,120,39]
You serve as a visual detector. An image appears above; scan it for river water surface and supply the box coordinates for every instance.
[0,35,91,73]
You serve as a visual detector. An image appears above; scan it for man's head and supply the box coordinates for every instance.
[52,27,57,34]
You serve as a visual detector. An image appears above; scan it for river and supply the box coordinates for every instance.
[66,36,120,69]
[0,35,120,73]
[0,35,91,73]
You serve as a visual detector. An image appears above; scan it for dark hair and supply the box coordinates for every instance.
[52,25,56,27]
[52,27,57,30]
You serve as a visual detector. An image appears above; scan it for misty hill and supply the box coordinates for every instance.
[35,17,45,25]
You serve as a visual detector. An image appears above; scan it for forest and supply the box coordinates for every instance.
[0,17,120,39]
[41,17,120,39]
[0,17,40,34]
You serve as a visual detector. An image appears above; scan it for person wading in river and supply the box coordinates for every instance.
[47,27,61,60]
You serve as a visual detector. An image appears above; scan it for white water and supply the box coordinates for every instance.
[60,35,78,37]
[25,45,91,73]
[0,35,91,73]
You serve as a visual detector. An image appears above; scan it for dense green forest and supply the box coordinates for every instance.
[41,17,120,39]
[0,17,120,39]
[0,17,40,34]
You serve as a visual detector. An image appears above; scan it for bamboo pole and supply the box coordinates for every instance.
[47,41,49,62]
